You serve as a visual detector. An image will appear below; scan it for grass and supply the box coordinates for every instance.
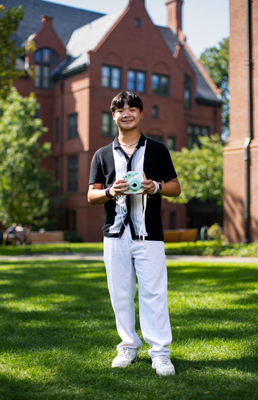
[0,258,257,399]
[1,241,258,257]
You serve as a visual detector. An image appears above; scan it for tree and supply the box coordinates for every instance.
[0,5,35,99]
[169,135,223,206]
[199,38,229,138]
[0,88,54,227]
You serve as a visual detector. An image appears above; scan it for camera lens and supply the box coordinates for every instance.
[129,178,141,192]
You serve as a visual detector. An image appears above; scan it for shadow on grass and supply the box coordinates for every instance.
[167,264,258,290]
[0,356,257,400]
[0,260,257,399]
[0,260,116,351]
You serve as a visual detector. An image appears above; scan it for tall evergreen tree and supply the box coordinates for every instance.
[0,5,35,99]
[200,38,229,138]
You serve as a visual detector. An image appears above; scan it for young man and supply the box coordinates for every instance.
[88,91,181,376]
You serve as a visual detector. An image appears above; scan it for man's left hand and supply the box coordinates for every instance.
[141,172,156,194]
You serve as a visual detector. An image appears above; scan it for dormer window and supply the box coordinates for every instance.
[34,48,60,89]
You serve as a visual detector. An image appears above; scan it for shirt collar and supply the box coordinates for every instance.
[114,133,146,149]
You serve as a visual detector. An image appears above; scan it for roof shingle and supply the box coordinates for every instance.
[0,0,104,46]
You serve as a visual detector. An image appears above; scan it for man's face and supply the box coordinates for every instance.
[112,101,143,131]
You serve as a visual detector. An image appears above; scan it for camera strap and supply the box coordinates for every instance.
[138,194,147,248]
[116,194,147,249]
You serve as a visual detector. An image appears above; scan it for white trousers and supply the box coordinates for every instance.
[104,225,172,358]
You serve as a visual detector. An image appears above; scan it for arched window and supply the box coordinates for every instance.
[34,48,60,89]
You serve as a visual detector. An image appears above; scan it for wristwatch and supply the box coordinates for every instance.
[105,186,114,199]
[157,183,162,192]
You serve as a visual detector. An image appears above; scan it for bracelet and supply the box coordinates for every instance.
[105,186,114,199]
[152,181,159,194]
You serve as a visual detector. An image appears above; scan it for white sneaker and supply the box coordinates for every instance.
[112,347,138,368]
[152,355,175,376]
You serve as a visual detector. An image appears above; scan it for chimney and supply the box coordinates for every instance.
[40,15,54,28]
[166,0,183,33]
[129,0,145,5]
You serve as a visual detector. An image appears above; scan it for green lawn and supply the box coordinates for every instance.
[0,258,257,400]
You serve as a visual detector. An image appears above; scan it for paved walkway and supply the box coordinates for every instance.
[0,253,257,263]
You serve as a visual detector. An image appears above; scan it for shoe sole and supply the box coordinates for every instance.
[152,366,175,376]
[112,357,137,368]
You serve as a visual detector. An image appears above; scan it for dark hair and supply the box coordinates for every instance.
[110,91,144,113]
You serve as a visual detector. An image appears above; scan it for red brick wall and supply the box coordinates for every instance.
[224,0,258,242]
[250,0,258,241]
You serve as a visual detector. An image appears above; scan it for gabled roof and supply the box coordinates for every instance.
[158,26,221,105]
[64,8,126,73]
[3,0,221,105]
[0,0,104,46]
[57,7,221,105]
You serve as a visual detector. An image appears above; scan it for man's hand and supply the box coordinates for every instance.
[140,173,181,197]
[110,179,130,197]
[141,179,156,194]
[141,172,156,195]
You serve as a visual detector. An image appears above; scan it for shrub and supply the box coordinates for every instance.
[64,231,82,243]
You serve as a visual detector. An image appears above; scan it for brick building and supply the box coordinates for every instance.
[224,0,258,242]
[4,0,222,241]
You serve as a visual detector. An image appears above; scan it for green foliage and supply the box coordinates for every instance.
[2,241,258,257]
[165,241,258,257]
[0,242,104,256]
[207,223,223,241]
[64,230,82,242]
[0,5,25,98]
[199,38,229,137]
[0,87,54,227]
[169,134,223,206]
[0,5,36,99]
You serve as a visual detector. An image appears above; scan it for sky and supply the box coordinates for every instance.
[42,0,229,59]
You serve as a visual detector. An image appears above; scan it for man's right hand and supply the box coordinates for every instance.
[110,179,129,197]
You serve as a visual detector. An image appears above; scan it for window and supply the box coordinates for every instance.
[67,155,78,192]
[55,117,59,142]
[127,70,146,93]
[54,158,59,193]
[167,137,176,151]
[102,112,118,137]
[169,212,176,229]
[101,65,121,89]
[67,113,78,139]
[135,18,141,27]
[34,48,59,89]
[184,74,191,109]
[54,158,59,182]
[152,74,169,96]
[147,134,164,144]
[72,210,76,231]
[152,106,159,119]
[187,125,210,148]
[34,106,40,118]
[65,211,70,230]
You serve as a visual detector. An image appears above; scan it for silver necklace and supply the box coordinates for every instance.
[119,139,139,148]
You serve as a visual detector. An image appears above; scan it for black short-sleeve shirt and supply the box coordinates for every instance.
[89,134,177,241]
